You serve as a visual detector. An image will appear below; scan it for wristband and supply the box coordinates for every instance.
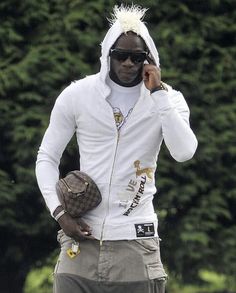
[150,82,168,94]
[54,209,67,221]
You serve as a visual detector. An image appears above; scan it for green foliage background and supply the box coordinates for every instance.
[0,0,235,292]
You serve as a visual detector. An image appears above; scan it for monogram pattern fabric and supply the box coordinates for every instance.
[56,171,102,218]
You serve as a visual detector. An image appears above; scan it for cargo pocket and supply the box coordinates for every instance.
[146,263,167,293]
[146,263,168,281]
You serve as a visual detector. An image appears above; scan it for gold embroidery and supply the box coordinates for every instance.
[134,160,153,179]
[114,112,124,125]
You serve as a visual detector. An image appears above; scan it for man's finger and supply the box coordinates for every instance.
[73,230,95,241]
[76,218,92,232]
[83,234,95,240]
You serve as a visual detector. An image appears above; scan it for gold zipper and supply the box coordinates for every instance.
[100,130,120,246]
[99,89,142,246]
[61,173,88,196]
[61,178,72,193]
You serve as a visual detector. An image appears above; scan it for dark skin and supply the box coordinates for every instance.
[109,31,161,90]
[54,32,162,240]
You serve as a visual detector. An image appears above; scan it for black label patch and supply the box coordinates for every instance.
[135,223,155,237]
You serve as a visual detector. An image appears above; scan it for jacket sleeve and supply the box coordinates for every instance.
[152,88,198,162]
[35,86,76,215]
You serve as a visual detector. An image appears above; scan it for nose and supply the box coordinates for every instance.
[122,56,134,66]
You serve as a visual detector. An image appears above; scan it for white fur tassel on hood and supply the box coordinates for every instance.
[108,4,148,35]
[99,4,160,86]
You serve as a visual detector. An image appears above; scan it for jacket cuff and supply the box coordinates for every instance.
[151,91,174,111]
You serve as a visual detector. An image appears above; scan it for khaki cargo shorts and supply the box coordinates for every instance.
[53,230,167,293]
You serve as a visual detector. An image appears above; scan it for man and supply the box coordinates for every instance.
[36,4,198,293]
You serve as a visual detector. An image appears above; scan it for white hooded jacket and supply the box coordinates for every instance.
[36,10,198,240]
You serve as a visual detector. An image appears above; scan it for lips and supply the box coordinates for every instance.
[121,68,136,74]
[120,70,136,77]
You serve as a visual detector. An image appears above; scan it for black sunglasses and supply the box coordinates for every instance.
[109,49,148,64]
